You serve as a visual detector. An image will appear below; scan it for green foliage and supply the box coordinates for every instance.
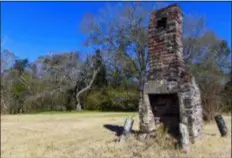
[84,90,107,110]
[85,87,139,111]
[221,80,232,112]
[93,49,108,88]
[12,59,29,75]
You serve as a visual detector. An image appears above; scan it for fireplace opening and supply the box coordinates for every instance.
[149,93,180,138]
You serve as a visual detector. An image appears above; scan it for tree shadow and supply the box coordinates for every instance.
[103,124,136,137]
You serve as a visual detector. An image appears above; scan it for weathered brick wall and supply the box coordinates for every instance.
[148,4,185,81]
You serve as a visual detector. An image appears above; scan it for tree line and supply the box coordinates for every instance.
[1,2,231,121]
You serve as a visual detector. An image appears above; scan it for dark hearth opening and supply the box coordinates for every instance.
[148,93,180,138]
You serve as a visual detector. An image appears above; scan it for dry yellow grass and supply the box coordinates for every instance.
[1,112,231,158]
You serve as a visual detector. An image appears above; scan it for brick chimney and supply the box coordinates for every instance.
[139,4,203,144]
[148,4,185,81]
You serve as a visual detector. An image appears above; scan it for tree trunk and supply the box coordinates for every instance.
[1,97,8,114]
[75,67,100,111]
[76,97,82,111]
[138,72,146,131]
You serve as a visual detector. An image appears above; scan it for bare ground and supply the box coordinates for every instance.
[1,112,231,158]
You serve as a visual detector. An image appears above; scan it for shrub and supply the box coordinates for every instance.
[84,90,108,110]
[198,75,225,122]
[84,87,139,111]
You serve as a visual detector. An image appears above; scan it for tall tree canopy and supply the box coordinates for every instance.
[81,2,231,120]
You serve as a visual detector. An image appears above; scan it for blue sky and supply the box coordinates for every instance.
[1,2,231,62]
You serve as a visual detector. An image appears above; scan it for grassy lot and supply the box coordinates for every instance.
[1,112,231,158]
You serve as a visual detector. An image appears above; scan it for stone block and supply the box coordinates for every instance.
[179,123,189,152]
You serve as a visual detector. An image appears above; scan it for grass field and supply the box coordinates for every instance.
[1,112,231,158]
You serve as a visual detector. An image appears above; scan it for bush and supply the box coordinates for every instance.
[23,89,75,113]
[198,75,225,122]
[222,80,232,112]
[84,90,109,110]
[84,87,139,111]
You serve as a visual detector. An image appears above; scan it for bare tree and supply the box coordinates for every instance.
[1,48,16,113]
[41,51,101,111]
[81,2,231,120]
[1,49,16,73]
[183,20,231,121]
[75,67,100,111]
[81,3,205,107]
[81,2,154,114]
